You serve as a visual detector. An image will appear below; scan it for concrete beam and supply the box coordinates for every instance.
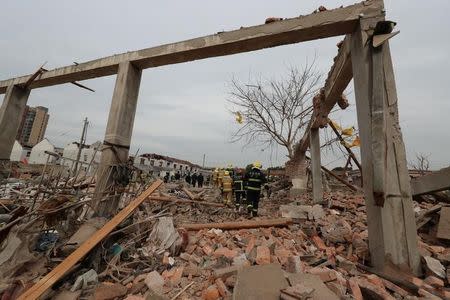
[93,61,142,217]
[313,35,353,128]
[310,128,323,203]
[0,0,383,94]
[291,34,353,161]
[411,167,450,196]
[0,85,30,160]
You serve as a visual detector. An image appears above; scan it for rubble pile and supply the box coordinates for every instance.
[0,170,450,299]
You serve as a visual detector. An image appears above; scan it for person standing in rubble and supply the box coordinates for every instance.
[185,172,191,185]
[218,168,224,192]
[222,170,233,206]
[244,161,266,217]
[191,172,198,187]
[163,172,170,183]
[197,172,204,188]
[232,169,245,212]
[212,168,219,187]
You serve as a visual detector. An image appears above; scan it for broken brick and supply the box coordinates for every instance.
[255,245,271,265]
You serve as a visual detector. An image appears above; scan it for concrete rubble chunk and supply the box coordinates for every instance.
[280,204,311,219]
[281,283,314,299]
[145,271,165,294]
[93,283,127,300]
[287,273,339,300]
[423,256,446,279]
[233,263,288,300]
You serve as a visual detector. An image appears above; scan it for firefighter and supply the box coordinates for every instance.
[212,168,219,187]
[232,169,245,212]
[244,161,266,217]
[218,168,224,193]
[222,170,233,205]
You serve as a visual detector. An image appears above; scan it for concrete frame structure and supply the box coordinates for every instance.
[0,0,420,274]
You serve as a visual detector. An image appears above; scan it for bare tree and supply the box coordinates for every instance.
[227,63,322,159]
[410,153,431,175]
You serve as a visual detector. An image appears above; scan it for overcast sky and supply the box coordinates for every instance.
[1,0,449,169]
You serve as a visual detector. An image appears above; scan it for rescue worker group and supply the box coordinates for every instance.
[213,161,266,217]
[162,161,268,217]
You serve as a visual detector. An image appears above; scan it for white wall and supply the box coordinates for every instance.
[62,143,79,168]
[9,141,27,162]
[29,139,55,164]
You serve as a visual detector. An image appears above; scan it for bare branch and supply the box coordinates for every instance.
[227,63,322,159]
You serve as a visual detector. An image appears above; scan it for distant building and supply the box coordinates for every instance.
[9,141,31,162]
[134,153,209,178]
[16,106,50,147]
[29,138,56,164]
[62,141,101,174]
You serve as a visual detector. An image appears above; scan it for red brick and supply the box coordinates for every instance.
[245,236,256,255]
[308,267,337,283]
[215,278,231,297]
[355,278,394,300]
[311,235,327,250]
[256,246,271,265]
[202,285,220,300]
[274,248,291,265]
[94,283,127,300]
[202,245,214,256]
[366,274,385,289]
[213,247,238,259]
[424,276,444,288]
[347,278,363,300]
[381,279,409,297]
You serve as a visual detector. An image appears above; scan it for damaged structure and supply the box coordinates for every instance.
[0,0,449,299]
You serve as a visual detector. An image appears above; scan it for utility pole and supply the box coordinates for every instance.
[202,154,206,168]
[73,117,89,176]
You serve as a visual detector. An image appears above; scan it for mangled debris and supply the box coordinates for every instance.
[1,168,450,300]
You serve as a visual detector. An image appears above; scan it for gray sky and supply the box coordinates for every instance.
[1,0,449,169]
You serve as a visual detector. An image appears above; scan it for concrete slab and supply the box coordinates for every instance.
[287,273,339,300]
[233,263,288,300]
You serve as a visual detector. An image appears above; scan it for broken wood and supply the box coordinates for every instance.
[180,218,293,231]
[182,187,196,200]
[328,120,362,172]
[321,164,359,192]
[17,179,163,300]
[148,196,225,207]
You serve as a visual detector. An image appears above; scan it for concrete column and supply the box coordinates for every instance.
[93,61,142,217]
[351,20,420,275]
[0,85,30,160]
[310,128,323,203]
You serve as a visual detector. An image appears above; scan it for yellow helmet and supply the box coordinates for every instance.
[253,161,262,169]
[224,171,229,176]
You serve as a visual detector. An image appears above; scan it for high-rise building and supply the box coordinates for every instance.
[16,106,49,147]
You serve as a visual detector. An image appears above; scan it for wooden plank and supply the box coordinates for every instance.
[437,207,450,240]
[17,179,163,300]
[410,167,450,196]
[180,218,293,231]
[148,195,225,207]
[0,0,384,94]
[328,120,362,171]
[182,187,196,200]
